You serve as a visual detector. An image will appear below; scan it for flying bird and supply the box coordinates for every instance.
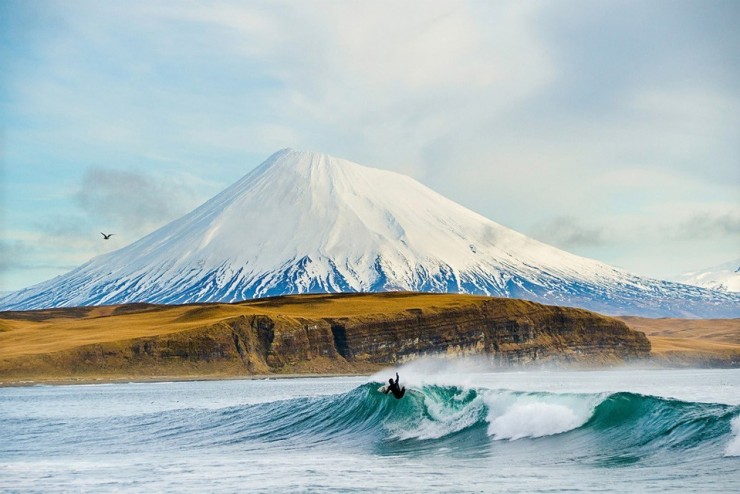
[100,232,115,240]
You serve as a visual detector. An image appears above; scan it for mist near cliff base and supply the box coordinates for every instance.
[370,356,740,406]
[370,353,642,386]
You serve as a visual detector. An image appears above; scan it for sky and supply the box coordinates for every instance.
[1,0,738,292]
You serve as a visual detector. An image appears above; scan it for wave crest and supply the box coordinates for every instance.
[725,416,740,457]
[102,382,739,459]
[487,401,585,440]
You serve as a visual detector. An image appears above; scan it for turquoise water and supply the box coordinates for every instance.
[1,367,739,493]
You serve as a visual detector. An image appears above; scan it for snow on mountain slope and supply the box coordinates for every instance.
[1,149,738,317]
[673,259,740,293]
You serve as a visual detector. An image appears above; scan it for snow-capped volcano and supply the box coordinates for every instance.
[2,149,738,317]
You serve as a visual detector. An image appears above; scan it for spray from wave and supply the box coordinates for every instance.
[726,416,740,457]
[485,392,599,440]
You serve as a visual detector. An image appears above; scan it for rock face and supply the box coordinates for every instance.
[319,299,650,366]
[0,294,651,381]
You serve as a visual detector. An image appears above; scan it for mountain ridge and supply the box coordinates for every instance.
[673,259,740,293]
[2,148,738,317]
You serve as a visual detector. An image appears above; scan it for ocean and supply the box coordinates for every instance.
[1,365,739,493]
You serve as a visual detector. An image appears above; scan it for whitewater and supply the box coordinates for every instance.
[2,367,739,493]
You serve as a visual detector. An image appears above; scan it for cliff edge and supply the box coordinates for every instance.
[0,293,650,383]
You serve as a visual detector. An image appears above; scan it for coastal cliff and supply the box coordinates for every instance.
[0,293,650,383]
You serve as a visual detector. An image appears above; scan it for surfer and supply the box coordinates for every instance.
[383,372,405,399]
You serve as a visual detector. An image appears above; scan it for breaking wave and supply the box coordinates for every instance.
[11,382,738,461]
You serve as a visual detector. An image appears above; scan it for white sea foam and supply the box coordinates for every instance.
[390,391,485,441]
[484,391,599,441]
[487,402,583,440]
[725,416,740,457]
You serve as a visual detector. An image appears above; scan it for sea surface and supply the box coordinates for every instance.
[1,365,739,493]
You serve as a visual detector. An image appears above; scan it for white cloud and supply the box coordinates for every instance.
[2,0,738,289]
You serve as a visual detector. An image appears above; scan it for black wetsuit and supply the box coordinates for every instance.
[385,373,406,399]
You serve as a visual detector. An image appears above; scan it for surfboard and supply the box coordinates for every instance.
[378,385,389,394]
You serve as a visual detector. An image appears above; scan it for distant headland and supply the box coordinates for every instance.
[0,292,664,385]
